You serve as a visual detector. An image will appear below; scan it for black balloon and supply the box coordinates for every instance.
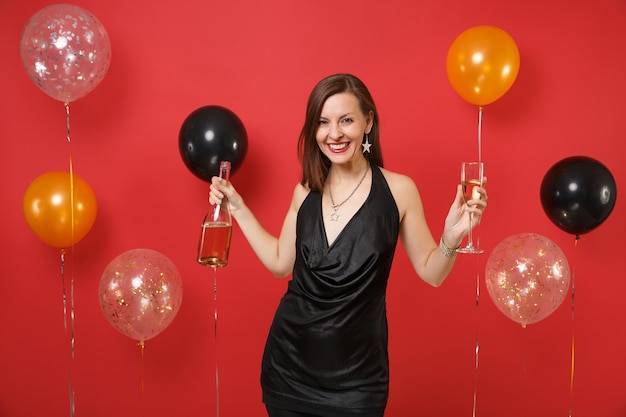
[540,156,616,235]
[179,105,248,182]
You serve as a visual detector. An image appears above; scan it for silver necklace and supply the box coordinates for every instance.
[328,164,369,222]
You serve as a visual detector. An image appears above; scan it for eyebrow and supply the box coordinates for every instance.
[320,112,356,119]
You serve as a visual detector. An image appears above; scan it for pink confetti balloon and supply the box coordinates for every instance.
[485,233,570,327]
[19,4,111,103]
[99,249,183,343]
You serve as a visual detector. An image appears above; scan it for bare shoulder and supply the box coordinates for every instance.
[379,167,419,196]
[290,182,310,211]
[379,167,422,217]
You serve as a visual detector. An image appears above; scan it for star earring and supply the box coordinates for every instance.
[362,133,372,153]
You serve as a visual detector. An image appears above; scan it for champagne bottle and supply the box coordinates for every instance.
[197,161,232,268]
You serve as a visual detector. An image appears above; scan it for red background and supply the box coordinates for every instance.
[1,1,624,416]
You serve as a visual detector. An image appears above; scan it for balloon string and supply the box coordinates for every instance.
[477,106,483,164]
[522,325,527,417]
[213,267,220,417]
[472,259,480,417]
[65,102,71,144]
[474,106,484,251]
[69,254,75,417]
[60,249,75,417]
[64,102,77,417]
[569,235,579,417]
[65,102,75,246]
[140,340,145,411]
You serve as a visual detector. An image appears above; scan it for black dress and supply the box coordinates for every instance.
[261,165,400,415]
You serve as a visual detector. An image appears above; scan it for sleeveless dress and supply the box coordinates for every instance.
[261,164,400,415]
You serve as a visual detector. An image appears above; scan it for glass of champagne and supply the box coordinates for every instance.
[457,161,484,254]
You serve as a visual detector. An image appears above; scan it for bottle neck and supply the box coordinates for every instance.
[219,161,231,181]
[212,161,231,223]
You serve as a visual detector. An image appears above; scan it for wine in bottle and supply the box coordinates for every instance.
[197,161,232,268]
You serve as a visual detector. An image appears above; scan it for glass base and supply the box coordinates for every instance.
[456,246,484,254]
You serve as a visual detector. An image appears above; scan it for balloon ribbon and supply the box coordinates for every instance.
[472,255,480,417]
[213,267,220,417]
[140,340,145,415]
[477,106,483,164]
[522,324,528,416]
[63,102,76,417]
[569,236,579,417]
[472,107,484,415]
[60,249,75,417]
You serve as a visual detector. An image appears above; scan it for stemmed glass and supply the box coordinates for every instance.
[457,161,484,254]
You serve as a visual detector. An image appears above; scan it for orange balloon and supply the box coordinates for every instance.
[23,171,97,248]
[446,25,520,106]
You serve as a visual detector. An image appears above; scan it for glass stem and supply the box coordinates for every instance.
[467,212,474,248]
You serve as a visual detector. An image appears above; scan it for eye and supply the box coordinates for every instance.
[318,119,328,125]
[341,117,353,123]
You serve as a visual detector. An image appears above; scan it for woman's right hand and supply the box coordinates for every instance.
[209,176,245,215]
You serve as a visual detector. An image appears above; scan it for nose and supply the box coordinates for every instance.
[328,122,343,140]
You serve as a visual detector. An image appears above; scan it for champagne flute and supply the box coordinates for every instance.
[457,161,484,254]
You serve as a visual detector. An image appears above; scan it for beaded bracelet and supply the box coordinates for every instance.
[439,237,459,258]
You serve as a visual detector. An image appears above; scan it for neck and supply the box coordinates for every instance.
[330,160,369,184]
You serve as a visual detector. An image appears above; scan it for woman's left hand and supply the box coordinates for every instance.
[442,177,488,247]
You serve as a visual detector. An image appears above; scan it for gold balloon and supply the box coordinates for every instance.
[23,171,97,248]
[446,25,520,106]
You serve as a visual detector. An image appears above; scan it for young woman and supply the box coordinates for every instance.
[209,73,487,417]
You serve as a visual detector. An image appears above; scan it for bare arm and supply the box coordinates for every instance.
[210,178,307,277]
[386,169,487,287]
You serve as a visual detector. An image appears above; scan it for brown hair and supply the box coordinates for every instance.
[297,73,383,192]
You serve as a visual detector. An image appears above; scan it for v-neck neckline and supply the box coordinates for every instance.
[321,165,374,249]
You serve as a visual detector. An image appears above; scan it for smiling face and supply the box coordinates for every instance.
[316,92,374,166]
[298,74,383,192]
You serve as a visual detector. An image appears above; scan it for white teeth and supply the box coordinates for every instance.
[329,143,348,150]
